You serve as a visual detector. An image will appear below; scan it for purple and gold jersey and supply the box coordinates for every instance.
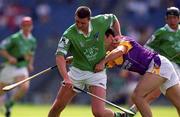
[107,36,160,75]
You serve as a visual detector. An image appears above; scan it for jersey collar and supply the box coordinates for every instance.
[165,24,180,32]
[76,21,93,38]
[20,30,32,40]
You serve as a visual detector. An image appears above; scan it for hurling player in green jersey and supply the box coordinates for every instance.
[48,6,132,117]
[146,7,180,79]
[0,16,37,116]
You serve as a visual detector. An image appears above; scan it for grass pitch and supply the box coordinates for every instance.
[0,104,177,117]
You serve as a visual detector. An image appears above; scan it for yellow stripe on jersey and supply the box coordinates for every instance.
[151,67,160,75]
[106,40,132,68]
[106,57,123,68]
[119,40,133,53]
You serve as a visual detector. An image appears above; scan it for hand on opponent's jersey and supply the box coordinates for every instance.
[94,60,106,73]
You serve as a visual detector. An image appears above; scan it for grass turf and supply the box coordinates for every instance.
[0,104,177,117]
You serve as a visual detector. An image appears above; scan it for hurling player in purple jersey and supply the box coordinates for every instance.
[95,28,180,117]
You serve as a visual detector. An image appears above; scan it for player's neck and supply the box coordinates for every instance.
[82,28,88,35]
[169,24,178,31]
[23,31,30,38]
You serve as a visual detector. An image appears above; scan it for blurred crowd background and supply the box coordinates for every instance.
[0,0,179,106]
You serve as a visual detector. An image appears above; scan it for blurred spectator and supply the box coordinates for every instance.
[36,3,51,23]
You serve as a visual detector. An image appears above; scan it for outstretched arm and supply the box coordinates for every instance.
[0,50,17,64]
[95,45,127,72]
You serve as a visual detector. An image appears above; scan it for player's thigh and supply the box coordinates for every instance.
[89,86,106,111]
[134,73,165,97]
[165,83,180,108]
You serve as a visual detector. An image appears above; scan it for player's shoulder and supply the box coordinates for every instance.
[11,31,20,38]
[91,14,115,21]
[9,32,21,41]
[154,26,167,35]
[63,24,76,36]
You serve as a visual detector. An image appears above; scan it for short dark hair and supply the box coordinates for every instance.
[166,7,180,17]
[105,28,115,37]
[75,6,91,19]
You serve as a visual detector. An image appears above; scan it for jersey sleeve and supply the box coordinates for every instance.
[56,36,71,56]
[103,14,118,27]
[106,40,132,68]
[95,14,118,28]
[119,40,132,53]
[146,30,161,50]
[106,56,124,68]
[0,36,13,50]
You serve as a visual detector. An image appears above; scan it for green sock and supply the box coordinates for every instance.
[114,112,122,117]
[5,100,15,109]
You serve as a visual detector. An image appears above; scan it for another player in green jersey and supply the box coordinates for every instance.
[146,7,180,79]
[48,6,131,117]
[0,16,37,116]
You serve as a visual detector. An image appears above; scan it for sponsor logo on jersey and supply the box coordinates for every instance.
[58,37,69,48]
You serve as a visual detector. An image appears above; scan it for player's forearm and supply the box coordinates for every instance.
[104,50,124,64]
[29,56,34,66]
[56,55,69,80]
[0,50,13,60]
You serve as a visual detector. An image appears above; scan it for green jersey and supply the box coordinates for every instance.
[0,31,37,67]
[146,24,180,64]
[56,14,117,71]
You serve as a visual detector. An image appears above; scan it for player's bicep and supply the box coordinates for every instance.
[56,36,70,56]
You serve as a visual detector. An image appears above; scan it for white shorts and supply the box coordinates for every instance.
[171,62,180,81]
[147,55,179,95]
[68,66,107,92]
[0,64,29,84]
